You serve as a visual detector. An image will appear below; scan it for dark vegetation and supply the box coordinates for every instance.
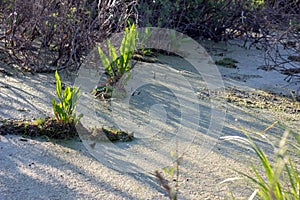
[0,117,77,139]
[0,117,135,141]
[0,0,136,72]
[0,0,299,77]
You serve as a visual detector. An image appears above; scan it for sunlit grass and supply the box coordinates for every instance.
[221,123,300,199]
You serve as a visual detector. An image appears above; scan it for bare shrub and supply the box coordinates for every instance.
[137,1,300,81]
[136,0,265,41]
[0,0,299,82]
[98,0,138,36]
[0,0,138,72]
[253,1,300,81]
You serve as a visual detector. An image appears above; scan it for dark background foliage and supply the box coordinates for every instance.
[0,0,299,74]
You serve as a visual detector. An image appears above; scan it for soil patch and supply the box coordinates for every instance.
[0,118,134,142]
[0,118,77,139]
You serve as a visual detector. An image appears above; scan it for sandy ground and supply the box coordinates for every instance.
[0,39,299,199]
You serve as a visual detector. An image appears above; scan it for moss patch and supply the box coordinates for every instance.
[0,118,134,143]
[100,127,134,142]
[0,117,77,139]
[79,124,134,143]
[215,57,238,68]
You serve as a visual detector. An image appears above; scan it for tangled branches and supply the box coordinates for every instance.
[0,0,94,72]
[0,0,137,72]
[137,0,300,81]
[0,0,299,81]
[98,0,138,35]
[252,1,300,81]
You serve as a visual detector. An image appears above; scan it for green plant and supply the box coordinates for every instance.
[95,24,151,100]
[52,70,83,125]
[98,23,137,80]
[221,122,300,200]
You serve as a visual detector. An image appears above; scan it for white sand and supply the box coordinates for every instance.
[0,40,299,199]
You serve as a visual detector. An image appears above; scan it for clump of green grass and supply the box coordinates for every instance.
[52,70,83,125]
[221,122,300,199]
[95,24,137,100]
[98,23,137,81]
[95,24,151,100]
